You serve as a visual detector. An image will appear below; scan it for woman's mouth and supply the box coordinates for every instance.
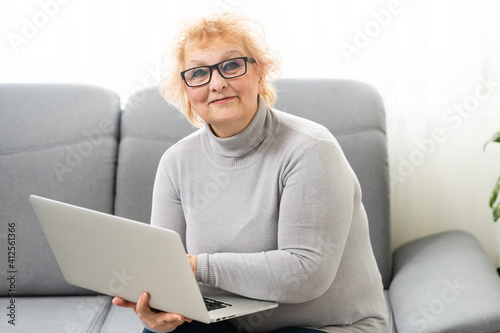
[210,96,235,104]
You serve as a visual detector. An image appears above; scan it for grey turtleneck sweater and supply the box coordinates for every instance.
[151,96,388,332]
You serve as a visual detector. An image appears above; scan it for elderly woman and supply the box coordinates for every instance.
[113,12,388,333]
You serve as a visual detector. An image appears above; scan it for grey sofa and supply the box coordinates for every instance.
[1,79,500,333]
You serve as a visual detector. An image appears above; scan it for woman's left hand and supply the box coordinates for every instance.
[187,254,197,277]
[112,292,192,331]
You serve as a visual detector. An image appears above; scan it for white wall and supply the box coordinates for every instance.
[2,0,500,264]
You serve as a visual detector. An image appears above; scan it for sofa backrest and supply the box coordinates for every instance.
[114,87,197,222]
[273,79,391,288]
[115,79,391,288]
[0,84,121,296]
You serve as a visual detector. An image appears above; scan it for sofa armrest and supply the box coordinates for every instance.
[389,230,500,333]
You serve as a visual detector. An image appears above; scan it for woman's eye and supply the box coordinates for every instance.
[190,68,208,78]
[222,61,241,71]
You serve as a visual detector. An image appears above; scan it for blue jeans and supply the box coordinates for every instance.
[142,321,323,332]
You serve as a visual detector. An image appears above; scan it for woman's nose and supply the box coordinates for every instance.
[209,68,227,91]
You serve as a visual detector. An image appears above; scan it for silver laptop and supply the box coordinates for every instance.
[29,195,278,324]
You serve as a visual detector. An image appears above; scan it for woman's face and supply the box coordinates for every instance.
[183,39,263,138]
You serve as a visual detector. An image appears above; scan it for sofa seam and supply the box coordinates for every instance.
[0,135,118,156]
[120,134,188,145]
[88,296,113,333]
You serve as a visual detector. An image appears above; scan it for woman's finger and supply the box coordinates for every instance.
[136,292,153,315]
[112,296,137,310]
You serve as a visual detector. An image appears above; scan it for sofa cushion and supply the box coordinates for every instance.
[390,230,500,333]
[273,79,391,288]
[0,84,120,296]
[0,295,111,332]
[114,87,196,223]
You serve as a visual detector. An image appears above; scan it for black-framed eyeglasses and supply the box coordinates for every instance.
[181,57,256,87]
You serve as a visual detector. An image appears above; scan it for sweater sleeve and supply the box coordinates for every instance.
[196,139,359,304]
[151,153,187,248]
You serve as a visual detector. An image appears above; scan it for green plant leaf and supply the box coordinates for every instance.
[484,128,500,151]
[490,175,500,208]
[494,201,500,222]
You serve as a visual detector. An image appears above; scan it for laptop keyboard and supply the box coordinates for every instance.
[203,297,233,312]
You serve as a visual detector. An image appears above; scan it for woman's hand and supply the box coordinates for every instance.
[112,292,192,331]
[187,254,197,277]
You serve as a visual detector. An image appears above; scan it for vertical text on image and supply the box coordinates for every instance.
[6,222,17,326]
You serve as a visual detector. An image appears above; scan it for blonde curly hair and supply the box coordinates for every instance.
[159,12,280,127]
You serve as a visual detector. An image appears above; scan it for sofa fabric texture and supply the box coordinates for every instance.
[0,84,120,297]
[1,80,500,332]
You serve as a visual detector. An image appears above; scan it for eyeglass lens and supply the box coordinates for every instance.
[184,58,247,87]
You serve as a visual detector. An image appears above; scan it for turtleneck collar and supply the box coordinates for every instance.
[203,95,269,158]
